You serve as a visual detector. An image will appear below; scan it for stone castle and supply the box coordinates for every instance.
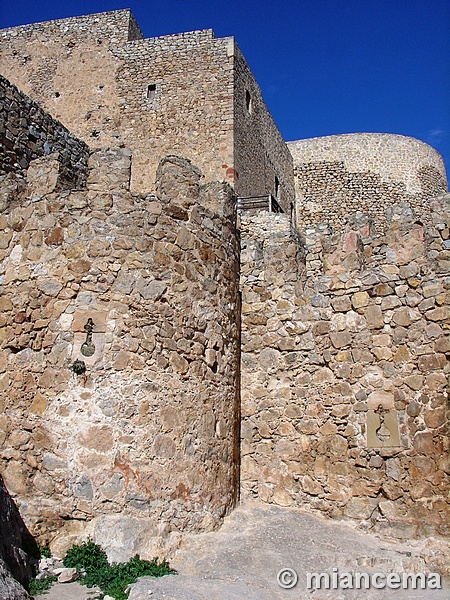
[0,9,448,560]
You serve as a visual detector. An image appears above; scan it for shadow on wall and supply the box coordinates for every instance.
[0,474,37,599]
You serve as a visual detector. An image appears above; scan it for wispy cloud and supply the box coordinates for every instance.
[426,128,447,143]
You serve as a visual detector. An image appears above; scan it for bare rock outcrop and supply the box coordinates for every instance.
[0,476,33,600]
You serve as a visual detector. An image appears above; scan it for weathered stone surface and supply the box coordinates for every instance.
[0,561,31,600]
[393,307,414,327]
[344,497,379,520]
[367,391,394,410]
[0,11,449,558]
[407,401,421,417]
[240,194,450,539]
[87,149,131,192]
[426,306,449,322]
[414,432,434,455]
[329,331,352,348]
[364,305,384,329]
[331,295,351,311]
[0,476,33,599]
[0,153,241,556]
[36,278,63,297]
[352,291,370,309]
[418,354,445,372]
[56,567,78,583]
[44,227,64,247]
[403,375,423,392]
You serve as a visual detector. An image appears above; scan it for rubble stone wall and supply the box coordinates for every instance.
[288,134,448,232]
[240,194,450,538]
[233,44,294,209]
[0,149,241,560]
[0,10,293,202]
[0,12,449,551]
[0,76,89,189]
[111,30,235,193]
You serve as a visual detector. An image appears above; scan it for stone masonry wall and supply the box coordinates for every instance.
[0,14,233,194]
[233,45,294,210]
[288,134,448,233]
[1,10,449,553]
[0,10,294,203]
[0,75,89,189]
[111,30,234,193]
[240,194,450,539]
[0,150,241,561]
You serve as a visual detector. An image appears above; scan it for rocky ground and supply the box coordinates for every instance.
[34,582,99,600]
[35,500,449,600]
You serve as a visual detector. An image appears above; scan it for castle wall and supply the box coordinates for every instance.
[0,10,294,203]
[240,194,449,539]
[1,10,449,551]
[112,31,235,193]
[233,44,295,210]
[0,75,89,189]
[288,134,448,232]
[0,143,241,559]
[0,13,234,195]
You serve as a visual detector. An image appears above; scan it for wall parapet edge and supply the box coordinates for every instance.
[0,75,89,189]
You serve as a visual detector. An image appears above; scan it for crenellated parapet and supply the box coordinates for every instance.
[0,8,449,560]
[0,143,241,559]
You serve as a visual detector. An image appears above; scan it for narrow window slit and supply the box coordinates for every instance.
[246,90,252,113]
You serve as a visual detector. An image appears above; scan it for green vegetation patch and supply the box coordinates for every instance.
[29,574,57,596]
[63,540,176,600]
[38,544,52,559]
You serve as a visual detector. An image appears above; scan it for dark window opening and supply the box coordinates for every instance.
[147,84,157,99]
[245,90,252,113]
[275,176,280,198]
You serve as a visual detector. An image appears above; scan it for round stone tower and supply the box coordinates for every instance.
[288,133,448,232]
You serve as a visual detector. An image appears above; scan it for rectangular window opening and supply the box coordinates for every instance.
[147,84,157,99]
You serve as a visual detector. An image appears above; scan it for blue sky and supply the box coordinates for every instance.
[1,0,449,173]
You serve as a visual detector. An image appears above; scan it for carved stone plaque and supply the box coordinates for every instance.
[367,405,400,448]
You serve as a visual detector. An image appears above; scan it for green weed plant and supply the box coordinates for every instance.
[29,574,57,596]
[63,539,176,600]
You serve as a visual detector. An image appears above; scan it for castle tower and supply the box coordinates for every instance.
[0,9,294,209]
